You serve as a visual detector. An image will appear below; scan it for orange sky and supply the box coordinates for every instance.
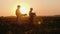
[0,0,60,16]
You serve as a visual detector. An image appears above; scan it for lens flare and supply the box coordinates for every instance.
[20,2,31,16]
[11,2,31,16]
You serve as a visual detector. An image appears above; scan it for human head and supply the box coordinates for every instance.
[30,8,33,11]
[17,5,20,9]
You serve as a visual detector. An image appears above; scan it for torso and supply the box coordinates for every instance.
[16,9,21,17]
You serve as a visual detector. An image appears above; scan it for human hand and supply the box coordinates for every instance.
[23,14,27,16]
[24,14,27,15]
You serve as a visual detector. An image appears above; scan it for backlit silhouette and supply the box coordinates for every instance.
[16,5,27,24]
[16,5,22,24]
[29,8,36,26]
[0,0,60,34]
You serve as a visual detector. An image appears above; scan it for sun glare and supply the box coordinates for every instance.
[20,2,30,16]
[11,2,31,16]
[20,6,27,14]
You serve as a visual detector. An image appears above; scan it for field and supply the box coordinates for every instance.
[0,16,60,34]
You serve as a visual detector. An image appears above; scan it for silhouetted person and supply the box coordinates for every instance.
[29,8,33,23]
[16,5,27,24]
[29,8,33,27]
[16,5,22,24]
[16,5,21,18]
[29,8,36,28]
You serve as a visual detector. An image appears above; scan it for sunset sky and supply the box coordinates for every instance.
[0,0,60,16]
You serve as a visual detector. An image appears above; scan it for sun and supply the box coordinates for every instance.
[11,2,31,16]
[20,2,31,16]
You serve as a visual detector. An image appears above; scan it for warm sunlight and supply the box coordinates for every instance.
[20,2,31,15]
[38,21,41,24]
[11,2,31,16]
